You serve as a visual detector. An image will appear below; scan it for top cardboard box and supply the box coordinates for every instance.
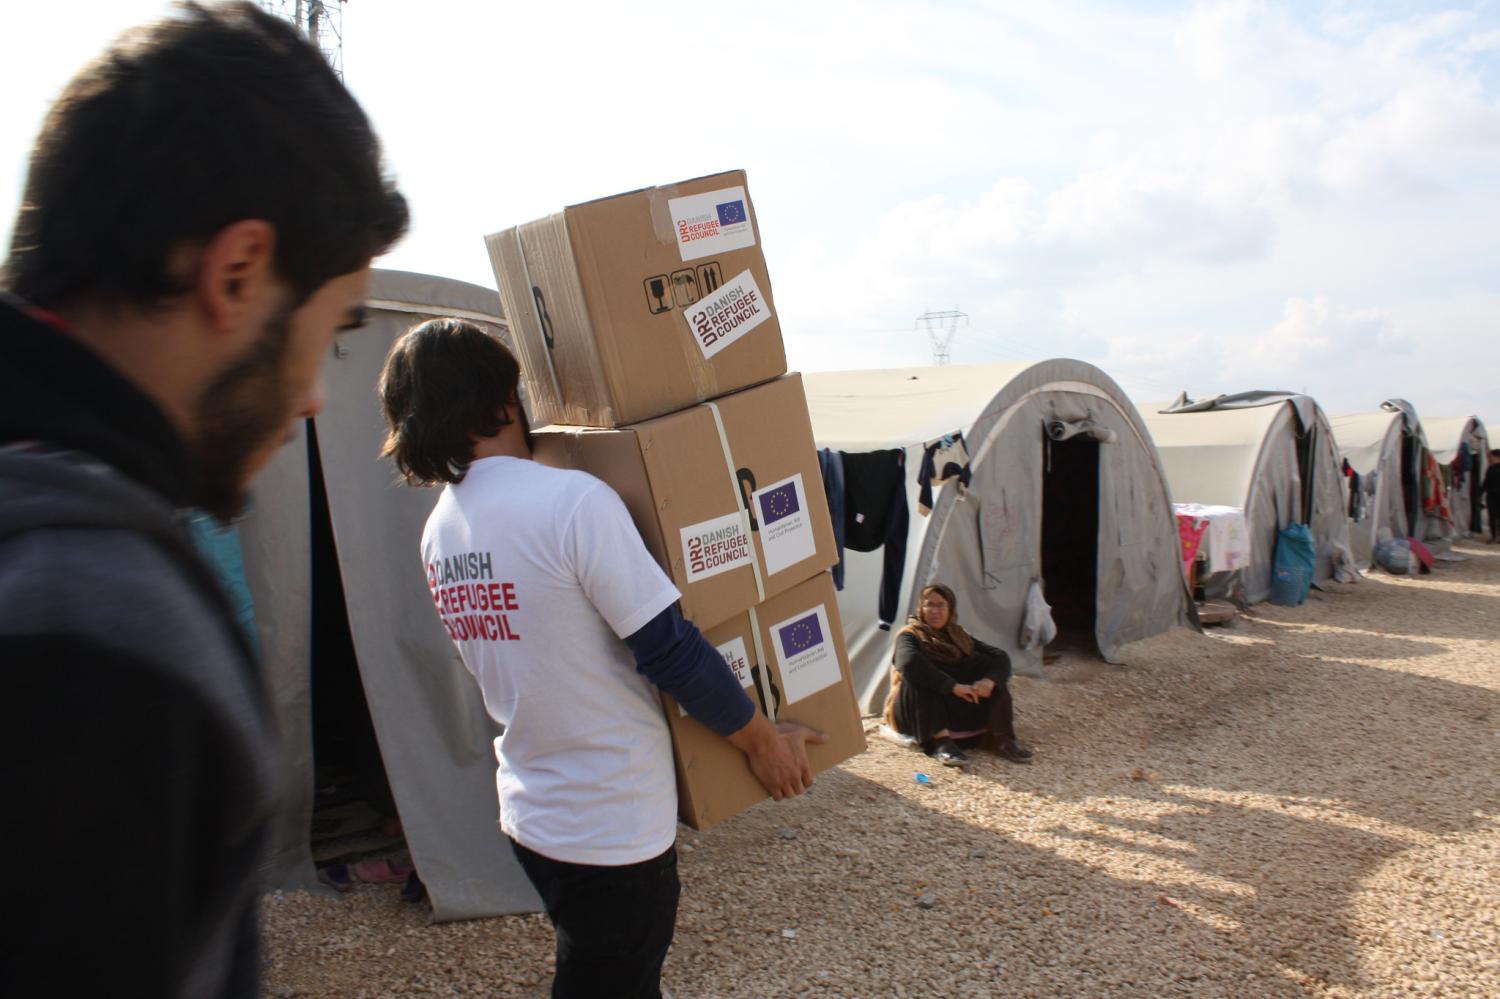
[486,170,788,428]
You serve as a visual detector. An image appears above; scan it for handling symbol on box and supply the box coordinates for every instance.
[643,275,672,315]
[696,261,723,294]
[671,269,700,307]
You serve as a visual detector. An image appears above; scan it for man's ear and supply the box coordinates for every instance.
[195,220,278,338]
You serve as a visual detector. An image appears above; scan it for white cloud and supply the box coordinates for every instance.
[3,0,1498,421]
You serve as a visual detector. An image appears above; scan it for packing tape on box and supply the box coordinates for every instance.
[513,229,567,415]
[704,400,767,604]
[747,605,776,723]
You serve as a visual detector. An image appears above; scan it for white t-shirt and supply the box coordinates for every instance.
[420,457,681,865]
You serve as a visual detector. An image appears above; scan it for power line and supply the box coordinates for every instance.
[957,333,1187,400]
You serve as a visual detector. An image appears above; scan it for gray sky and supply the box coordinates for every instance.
[5,0,1499,428]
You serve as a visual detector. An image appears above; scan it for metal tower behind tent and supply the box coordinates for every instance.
[916,309,968,366]
[259,0,345,79]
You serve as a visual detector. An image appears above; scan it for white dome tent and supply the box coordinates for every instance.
[1138,393,1353,604]
[1331,400,1451,569]
[804,360,1193,716]
[1422,416,1489,537]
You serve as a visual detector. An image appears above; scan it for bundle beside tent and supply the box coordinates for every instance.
[1331,400,1451,569]
[239,270,540,920]
[804,360,1193,715]
[1422,416,1489,537]
[1138,392,1352,604]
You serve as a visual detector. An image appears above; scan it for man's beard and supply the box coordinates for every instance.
[192,303,295,520]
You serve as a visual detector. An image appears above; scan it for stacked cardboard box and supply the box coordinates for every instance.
[485,170,787,428]
[487,171,865,829]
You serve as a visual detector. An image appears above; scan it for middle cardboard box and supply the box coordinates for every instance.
[534,373,836,631]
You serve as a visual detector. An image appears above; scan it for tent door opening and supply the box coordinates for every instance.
[1040,433,1100,653]
[307,421,402,865]
[1295,426,1315,525]
[1399,431,1421,537]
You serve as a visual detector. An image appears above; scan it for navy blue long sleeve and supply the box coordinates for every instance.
[625,605,756,738]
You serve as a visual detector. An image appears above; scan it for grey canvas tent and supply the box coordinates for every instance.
[239,270,540,920]
[1138,393,1353,604]
[1330,400,1450,569]
[1423,416,1489,537]
[804,360,1193,716]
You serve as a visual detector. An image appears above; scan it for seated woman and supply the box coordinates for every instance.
[882,583,1033,766]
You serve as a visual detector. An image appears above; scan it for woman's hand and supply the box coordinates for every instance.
[951,683,981,704]
[972,678,997,699]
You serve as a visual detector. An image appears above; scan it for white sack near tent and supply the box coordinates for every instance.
[239,270,541,920]
[1331,400,1450,570]
[1423,416,1489,538]
[1020,579,1057,650]
[1139,392,1352,604]
[804,360,1193,716]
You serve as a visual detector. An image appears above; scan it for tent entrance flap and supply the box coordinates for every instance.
[307,421,400,861]
[1040,432,1099,650]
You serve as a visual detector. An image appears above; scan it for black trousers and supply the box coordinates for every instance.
[510,838,680,999]
[891,678,1019,747]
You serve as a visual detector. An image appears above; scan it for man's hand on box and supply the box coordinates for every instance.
[728,713,828,800]
[775,721,828,795]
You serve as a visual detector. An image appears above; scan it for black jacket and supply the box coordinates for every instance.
[0,297,274,999]
[1484,463,1500,502]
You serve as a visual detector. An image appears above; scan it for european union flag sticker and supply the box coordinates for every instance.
[716,200,747,227]
[778,612,824,655]
[758,481,800,526]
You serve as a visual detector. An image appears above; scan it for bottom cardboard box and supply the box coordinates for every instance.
[661,572,866,830]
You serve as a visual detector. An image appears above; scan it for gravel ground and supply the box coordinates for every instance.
[264,540,1500,998]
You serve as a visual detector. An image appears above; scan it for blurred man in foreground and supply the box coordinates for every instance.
[0,4,407,995]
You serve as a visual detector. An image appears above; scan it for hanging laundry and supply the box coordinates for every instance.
[917,431,972,515]
[1172,503,1248,573]
[1422,450,1453,527]
[816,448,847,590]
[1174,513,1210,578]
[1343,459,1364,522]
[839,449,909,628]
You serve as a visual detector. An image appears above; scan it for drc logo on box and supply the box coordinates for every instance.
[680,511,754,584]
[686,269,772,359]
[667,185,757,262]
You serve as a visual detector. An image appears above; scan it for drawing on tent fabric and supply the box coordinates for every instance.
[979,492,1025,587]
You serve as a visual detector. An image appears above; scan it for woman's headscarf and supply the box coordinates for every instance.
[896,583,975,663]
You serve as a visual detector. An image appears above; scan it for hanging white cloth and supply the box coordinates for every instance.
[1172,503,1249,574]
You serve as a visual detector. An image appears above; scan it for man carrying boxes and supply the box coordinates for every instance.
[487,170,866,831]
[378,318,826,999]
[382,171,865,998]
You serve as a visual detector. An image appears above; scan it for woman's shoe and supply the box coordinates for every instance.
[997,740,1034,763]
[930,738,970,767]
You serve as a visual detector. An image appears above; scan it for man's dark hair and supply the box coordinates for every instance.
[379,318,523,486]
[3,1,408,309]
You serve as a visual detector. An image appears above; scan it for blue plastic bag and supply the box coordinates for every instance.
[1269,523,1316,606]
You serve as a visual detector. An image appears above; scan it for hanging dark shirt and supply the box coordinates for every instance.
[839,449,909,627]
